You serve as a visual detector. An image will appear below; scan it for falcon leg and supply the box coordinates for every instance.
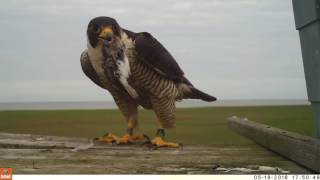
[97,95,147,145]
[146,97,181,148]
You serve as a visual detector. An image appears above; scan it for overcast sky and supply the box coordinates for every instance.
[0,0,308,102]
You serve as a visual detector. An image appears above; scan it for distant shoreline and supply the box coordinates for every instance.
[0,99,310,111]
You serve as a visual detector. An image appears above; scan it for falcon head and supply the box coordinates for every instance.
[87,16,122,48]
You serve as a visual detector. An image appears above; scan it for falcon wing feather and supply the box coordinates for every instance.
[133,32,187,83]
[80,50,104,89]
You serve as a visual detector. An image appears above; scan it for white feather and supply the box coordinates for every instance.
[117,55,138,98]
[117,56,131,80]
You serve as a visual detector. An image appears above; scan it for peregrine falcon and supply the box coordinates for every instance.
[80,16,216,148]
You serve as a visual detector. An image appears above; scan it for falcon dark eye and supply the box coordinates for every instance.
[92,25,100,34]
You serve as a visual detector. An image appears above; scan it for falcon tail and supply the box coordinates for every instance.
[188,87,217,102]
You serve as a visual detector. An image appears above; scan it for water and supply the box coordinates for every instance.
[0,99,310,111]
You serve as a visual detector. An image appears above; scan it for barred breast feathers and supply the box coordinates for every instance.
[128,56,179,99]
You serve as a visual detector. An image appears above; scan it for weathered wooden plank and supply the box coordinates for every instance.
[0,132,311,174]
[0,132,91,149]
[227,116,320,173]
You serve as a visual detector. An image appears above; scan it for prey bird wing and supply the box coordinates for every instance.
[134,32,190,84]
[101,43,139,99]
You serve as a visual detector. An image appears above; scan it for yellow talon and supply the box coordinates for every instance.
[117,134,146,144]
[151,137,180,148]
[131,134,146,141]
[97,133,118,143]
[96,133,146,145]
[116,134,132,144]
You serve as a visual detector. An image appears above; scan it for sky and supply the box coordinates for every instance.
[0,0,308,102]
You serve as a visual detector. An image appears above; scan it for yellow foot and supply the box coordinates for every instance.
[151,137,181,148]
[116,134,146,145]
[95,133,146,145]
[96,133,118,144]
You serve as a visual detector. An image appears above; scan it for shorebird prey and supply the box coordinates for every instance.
[80,16,216,148]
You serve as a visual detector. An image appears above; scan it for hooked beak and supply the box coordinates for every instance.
[99,27,114,43]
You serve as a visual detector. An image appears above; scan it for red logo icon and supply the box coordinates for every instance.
[0,168,12,180]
